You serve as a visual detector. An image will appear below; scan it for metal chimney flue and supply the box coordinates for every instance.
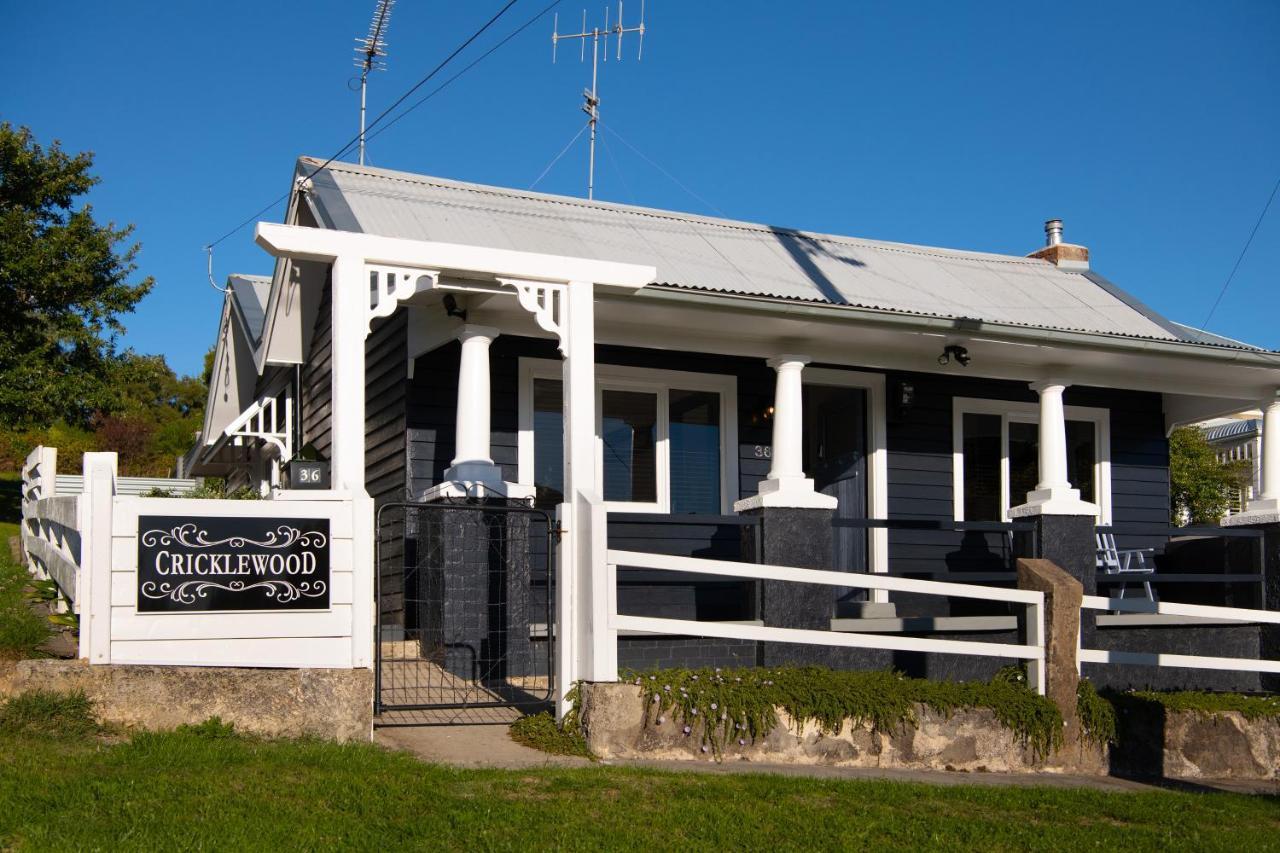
[1044,219,1064,247]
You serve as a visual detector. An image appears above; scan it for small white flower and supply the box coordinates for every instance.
[710,703,718,710]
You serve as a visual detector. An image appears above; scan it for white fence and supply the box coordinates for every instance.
[605,550,1048,695]
[1079,595,1280,676]
[17,446,369,670]
[20,446,83,609]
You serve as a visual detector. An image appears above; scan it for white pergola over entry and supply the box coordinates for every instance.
[255,222,655,713]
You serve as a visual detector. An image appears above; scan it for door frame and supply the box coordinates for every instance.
[803,368,888,596]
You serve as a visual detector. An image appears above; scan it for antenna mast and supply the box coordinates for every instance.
[551,2,647,200]
[354,0,395,166]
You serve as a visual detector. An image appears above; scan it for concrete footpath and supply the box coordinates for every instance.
[373,723,1278,795]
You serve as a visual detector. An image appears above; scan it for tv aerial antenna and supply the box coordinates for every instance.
[551,2,647,200]
[354,0,395,166]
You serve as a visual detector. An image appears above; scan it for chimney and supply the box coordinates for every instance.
[1027,218,1089,270]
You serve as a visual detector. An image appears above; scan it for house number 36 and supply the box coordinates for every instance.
[754,445,772,459]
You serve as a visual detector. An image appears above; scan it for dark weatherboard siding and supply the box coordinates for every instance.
[299,277,333,464]
[406,337,1172,622]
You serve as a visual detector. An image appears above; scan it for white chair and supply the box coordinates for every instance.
[1095,532,1156,601]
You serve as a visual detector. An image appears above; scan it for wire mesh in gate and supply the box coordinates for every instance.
[375,501,554,717]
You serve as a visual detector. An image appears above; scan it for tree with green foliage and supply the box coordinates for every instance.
[0,122,153,427]
[1168,426,1252,525]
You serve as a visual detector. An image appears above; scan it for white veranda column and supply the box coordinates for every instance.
[733,355,835,511]
[768,356,807,481]
[1009,379,1097,517]
[1247,395,1280,515]
[1034,381,1071,493]
[445,325,500,478]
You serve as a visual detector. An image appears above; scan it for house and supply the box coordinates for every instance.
[1198,412,1263,517]
[187,157,1280,705]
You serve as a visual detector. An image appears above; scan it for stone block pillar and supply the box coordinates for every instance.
[1026,513,1098,650]
[740,506,836,666]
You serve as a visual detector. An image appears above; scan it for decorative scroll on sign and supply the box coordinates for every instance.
[136,516,330,613]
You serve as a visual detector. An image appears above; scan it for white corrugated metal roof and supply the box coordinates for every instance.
[296,157,1202,343]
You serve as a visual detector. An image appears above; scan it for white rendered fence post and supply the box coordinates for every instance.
[330,254,376,668]
[557,280,608,719]
[79,452,117,663]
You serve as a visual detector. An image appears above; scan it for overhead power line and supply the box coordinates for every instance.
[203,0,529,252]
[1201,174,1280,329]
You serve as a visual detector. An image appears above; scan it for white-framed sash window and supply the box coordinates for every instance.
[952,397,1112,523]
[518,358,739,514]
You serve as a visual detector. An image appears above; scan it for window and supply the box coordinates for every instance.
[952,398,1110,522]
[518,360,738,513]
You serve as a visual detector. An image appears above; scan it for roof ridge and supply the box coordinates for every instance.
[298,156,1049,267]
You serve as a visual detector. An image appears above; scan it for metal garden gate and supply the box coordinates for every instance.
[374,501,555,718]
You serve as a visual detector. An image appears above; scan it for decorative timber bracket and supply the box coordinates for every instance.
[223,387,293,460]
[367,264,440,334]
[497,277,569,355]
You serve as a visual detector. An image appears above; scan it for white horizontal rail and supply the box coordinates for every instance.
[1079,648,1280,675]
[1081,595,1280,625]
[612,615,1043,662]
[608,550,1043,605]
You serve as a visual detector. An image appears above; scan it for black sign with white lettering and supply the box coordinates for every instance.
[136,515,330,613]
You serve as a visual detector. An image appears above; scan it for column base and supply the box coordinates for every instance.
[1008,486,1099,519]
[1222,500,1280,527]
[733,476,838,512]
[422,461,535,502]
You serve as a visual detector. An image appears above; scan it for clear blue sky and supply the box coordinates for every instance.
[4,1,1277,377]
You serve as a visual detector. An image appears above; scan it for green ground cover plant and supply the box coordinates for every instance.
[0,690,1276,851]
[627,665,1065,759]
[1076,679,1119,746]
[509,711,595,759]
[1122,689,1280,721]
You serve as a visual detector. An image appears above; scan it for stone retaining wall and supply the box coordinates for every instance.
[579,682,1280,780]
[1,659,373,742]
[579,682,1105,774]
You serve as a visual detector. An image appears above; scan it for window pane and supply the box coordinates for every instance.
[532,379,564,508]
[1008,421,1039,509]
[962,413,1002,522]
[1066,420,1095,504]
[669,389,721,514]
[602,390,658,503]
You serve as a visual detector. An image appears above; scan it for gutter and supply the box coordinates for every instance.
[629,286,1280,370]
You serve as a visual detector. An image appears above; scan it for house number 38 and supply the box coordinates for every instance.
[754,445,772,459]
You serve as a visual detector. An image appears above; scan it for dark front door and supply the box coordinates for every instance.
[803,385,868,611]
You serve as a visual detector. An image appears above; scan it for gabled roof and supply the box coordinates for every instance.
[295,157,1270,350]
[227,273,271,348]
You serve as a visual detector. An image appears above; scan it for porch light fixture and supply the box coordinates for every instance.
[442,293,468,322]
[938,345,970,367]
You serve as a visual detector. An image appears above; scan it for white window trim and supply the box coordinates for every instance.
[803,368,889,584]
[517,358,740,514]
[951,397,1112,524]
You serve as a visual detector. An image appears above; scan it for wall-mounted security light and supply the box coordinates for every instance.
[442,293,468,322]
[938,345,970,367]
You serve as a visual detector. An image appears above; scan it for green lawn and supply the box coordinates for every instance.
[0,707,1276,851]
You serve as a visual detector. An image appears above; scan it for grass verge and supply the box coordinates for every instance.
[0,699,1276,851]
[509,711,595,759]
[627,665,1064,758]
[0,542,53,660]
